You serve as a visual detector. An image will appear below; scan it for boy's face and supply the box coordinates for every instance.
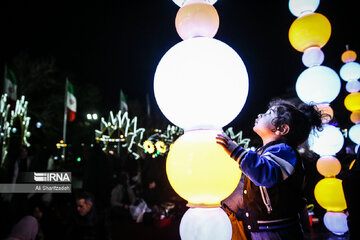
[253,106,277,137]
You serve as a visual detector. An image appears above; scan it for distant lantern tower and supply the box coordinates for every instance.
[153,0,249,239]
[340,47,360,145]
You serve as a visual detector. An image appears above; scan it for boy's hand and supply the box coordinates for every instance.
[216,133,238,156]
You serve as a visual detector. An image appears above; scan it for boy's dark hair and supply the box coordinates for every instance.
[269,99,323,147]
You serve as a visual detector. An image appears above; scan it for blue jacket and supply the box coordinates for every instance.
[231,140,305,232]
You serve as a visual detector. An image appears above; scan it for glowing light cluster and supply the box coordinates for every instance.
[95,111,145,159]
[142,125,184,158]
[1,94,31,167]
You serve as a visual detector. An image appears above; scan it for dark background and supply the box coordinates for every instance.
[1,0,359,147]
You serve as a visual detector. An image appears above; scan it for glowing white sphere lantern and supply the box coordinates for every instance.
[180,207,232,240]
[308,124,344,156]
[296,66,341,104]
[339,62,360,82]
[302,47,324,67]
[349,124,360,144]
[173,0,218,7]
[323,212,349,236]
[346,80,360,93]
[154,37,249,131]
[288,0,320,17]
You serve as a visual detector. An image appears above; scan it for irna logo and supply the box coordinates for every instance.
[34,172,71,182]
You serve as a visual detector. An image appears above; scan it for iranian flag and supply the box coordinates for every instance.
[66,80,76,122]
[120,89,128,112]
[4,66,17,101]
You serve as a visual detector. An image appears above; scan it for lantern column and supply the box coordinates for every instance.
[153,0,249,239]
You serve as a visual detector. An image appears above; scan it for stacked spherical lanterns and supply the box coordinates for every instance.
[307,125,348,235]
[340,47,360,145]
[288,0,347,235]
[154,0,248,239]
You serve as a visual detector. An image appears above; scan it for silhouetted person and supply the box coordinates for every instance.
[110,171,136,220]
[67,192,111,240]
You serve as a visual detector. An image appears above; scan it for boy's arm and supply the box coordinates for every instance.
[216,133,296,187]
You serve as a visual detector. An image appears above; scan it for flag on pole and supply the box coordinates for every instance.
[66,80,77,122]
[146,93,151,118]
[120,89,128,112]
[4,66,17,101]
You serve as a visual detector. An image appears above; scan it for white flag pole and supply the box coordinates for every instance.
[62,78,68,161]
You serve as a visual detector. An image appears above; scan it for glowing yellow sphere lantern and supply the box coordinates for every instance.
[344,92,360,112]
[341,50,357,63]
[314,178,347,212]
[175,2,219,40]
[316,156,341,177]
[289,13,331,52]
[166,130,241,207]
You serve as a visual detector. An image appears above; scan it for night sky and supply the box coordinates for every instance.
[1,0,359,141]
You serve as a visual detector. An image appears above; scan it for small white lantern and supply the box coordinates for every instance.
[323,212,349,236]
[340,62,360,82]
[288,0,320,17]
[180,207,232,240]
[302,47,324,67]
[349,124,360,144]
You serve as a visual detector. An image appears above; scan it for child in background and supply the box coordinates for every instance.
[216,99,323,240]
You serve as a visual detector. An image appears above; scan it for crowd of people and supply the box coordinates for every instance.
[0,142,187,240]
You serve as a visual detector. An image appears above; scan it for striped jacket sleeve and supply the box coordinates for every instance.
[231,143,297,188]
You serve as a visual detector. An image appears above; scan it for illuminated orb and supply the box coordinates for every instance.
[143,140,155,154]
[349,124,360,144]
[154,37,248,131]
[175,2,219,40]
[339,62,360,82]
[302,47,324,67]
[155,141,167,154]
[350,111,360,124]
[346,80,360,93]
[323,212,349,236]
[288,0,320,17]
[308,124,344,156]
[180,207,232,240]
[173,0,218,8]
[316,156,341,177]
[166,130,241,206]
[289,13,331,52]
[314,178,347,212]
[341,50,357,63]
[344,92,360,112]
[316,103,333,124]
[296,66,341,104]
